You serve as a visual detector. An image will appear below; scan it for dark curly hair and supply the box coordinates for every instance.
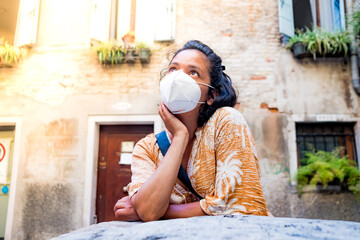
[170,40,237,127]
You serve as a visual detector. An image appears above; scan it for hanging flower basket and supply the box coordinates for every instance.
[296,149,360,201]
[139,48,151,64]
[290,42,311,59]
[125,49,137,64]
[95,41,126,65]
[287,27,350,60]
[0,41,23,68]
[94,41,152,65]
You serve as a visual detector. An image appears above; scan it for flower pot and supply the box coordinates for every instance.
[125,49,137,64]
[0,60,15,68]
[291,42,311,59]
[315,179,343,192]
[97,51,106,64]
[139,48,151,64]
[97,51,125,65]
[316,184,342,192]
[113,51,125,64]
[321,50,348,58]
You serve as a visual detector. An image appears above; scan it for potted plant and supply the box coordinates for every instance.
[287,34,311,59]
[296,148,360,201]
[287,27,351,59]
[124,44,137,64]
[135,41,151,64]
[95,41,126,65]
[0,41,22,67]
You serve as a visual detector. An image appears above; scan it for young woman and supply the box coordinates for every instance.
[114,40,269,222]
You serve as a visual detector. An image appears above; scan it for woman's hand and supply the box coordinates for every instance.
[158,102,189,139]
[114,196,140,221]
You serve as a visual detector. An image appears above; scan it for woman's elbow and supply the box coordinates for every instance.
[138,211,161,222]
[135,206,165,222]
[131,196,166,222]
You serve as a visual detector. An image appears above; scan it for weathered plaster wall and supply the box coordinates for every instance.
[275,53,360,115]
[1,0,360,239]
[0,46,168,239]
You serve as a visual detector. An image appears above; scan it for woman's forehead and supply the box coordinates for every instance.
[171,49,209,68]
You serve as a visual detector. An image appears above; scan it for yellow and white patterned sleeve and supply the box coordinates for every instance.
[127,134,157,199]
[200,108,268,216]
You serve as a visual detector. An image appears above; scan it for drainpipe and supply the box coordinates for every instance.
[346,0,360,96]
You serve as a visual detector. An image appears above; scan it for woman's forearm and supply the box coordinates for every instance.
[162,202,207,219]
[131,133,188,221]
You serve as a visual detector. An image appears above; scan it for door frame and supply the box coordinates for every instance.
[0,117,22,240]
[82,115,162,227]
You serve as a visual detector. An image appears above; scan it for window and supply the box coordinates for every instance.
[90,0,176,43]
[0,0,39,46]
[296,122,358,166]
[278,0,346,37]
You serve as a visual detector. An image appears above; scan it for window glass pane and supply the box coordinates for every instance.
[297,136,305,160]
[305,136,315,151]
[315,136,325,151]
[293,0,314,31]
[292,0,345,33]
[325,135,335,152]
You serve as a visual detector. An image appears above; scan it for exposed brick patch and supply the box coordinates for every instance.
[251,75,267,80]
[221,29,233,37]
[268,107,279,113]
[260,102,269,109]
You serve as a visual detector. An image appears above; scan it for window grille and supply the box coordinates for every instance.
[296,122,358,166]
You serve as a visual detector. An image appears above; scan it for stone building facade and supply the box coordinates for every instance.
[0,0,359,239]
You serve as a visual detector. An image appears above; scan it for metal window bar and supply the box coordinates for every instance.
[296,122,357,166]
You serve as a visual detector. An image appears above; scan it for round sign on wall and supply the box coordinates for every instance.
[0,143,5,162]
[2,185,8,194]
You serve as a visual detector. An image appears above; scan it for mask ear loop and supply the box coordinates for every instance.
[197,82,215,89]
[194,83,216,104]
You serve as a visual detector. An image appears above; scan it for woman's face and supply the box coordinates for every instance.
[167,49,211,104]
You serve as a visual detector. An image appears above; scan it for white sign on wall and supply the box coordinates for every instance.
[0,139,11,184]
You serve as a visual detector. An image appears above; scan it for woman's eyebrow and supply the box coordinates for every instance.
[169,62,179,66]
[169,62,205,75]
[188,65,204,75]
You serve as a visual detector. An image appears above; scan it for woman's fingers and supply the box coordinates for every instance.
[161,102,176,121]
[113,196,130,212]
[114,196,140,221]
[158,102,188,139]
[158,103,165,121]
[114,208,127,219]
[114,199,125,212]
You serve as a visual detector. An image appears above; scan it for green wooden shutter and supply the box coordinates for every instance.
[278,0,294,37]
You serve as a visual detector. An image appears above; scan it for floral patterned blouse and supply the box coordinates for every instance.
[128,107,268,216]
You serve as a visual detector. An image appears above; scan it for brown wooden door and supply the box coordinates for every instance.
[96,124,153,223]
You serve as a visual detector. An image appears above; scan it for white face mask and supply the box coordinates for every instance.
[160,70,215,114]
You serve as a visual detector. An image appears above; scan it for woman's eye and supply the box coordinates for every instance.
[190,70,198,76]
[168,67,176,72]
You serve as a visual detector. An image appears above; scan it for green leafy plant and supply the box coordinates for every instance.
[135,41,150,50]
[287,27,351,59]
[135,41,151,63]
[296,148,360,201]
[94,40,152,65]
[95,41,126,65]
[347,10,360,39]
[0,40,23,67]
